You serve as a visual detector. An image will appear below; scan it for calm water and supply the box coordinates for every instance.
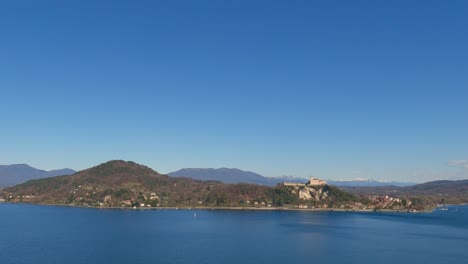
[1,204,467,264]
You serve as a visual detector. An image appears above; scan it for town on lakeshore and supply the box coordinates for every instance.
[1,160,459,212]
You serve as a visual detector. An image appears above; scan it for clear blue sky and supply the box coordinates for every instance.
[1,0,467,182]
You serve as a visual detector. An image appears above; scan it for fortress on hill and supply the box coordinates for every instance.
[283,176,326,187]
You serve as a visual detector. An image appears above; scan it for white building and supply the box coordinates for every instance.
[308,176,326,186]
[284,176,326,187]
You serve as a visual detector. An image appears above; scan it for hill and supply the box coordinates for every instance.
[0,164,75,187]
[341,180,468,204]
[168,168,307,186]
[3,160,221,207]
[1,160,362,209]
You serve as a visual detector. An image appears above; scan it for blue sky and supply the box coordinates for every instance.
[1,1,467,182]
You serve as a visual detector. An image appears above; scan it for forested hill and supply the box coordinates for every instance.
[1,160,358,209]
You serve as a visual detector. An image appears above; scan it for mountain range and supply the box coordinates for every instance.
[0,164,75,188]
[168,168,415,187]
[0,164,417,189]
[168,168,306,186]
[1,160,464,210]
[326,179,416,187]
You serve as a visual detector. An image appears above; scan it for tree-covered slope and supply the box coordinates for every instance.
[1,160,396,210]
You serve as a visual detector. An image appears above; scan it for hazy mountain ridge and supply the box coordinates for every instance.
[0,164,76,187]
[327,179,416,187]
[168,168,416,187]
[168,168,307,186]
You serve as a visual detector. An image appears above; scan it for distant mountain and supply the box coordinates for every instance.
[168,168,417,187]
[327,179,416,187]
[274,175,309,184]
[168,168,307,186]
[0,164,75,187]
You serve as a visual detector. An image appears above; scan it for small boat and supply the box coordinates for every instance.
[439,204,448,211]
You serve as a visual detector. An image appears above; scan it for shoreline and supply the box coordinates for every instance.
[0,202,436,213]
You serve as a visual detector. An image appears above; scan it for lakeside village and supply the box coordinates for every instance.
[283,177,414,211]
[0,176,421,211]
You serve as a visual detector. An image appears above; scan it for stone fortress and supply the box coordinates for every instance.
[283,176,326,187]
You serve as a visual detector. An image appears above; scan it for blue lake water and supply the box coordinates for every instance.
[1,204,467,264]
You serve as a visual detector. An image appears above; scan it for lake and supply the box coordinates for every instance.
[0,204,467,264]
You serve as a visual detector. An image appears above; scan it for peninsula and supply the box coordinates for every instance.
[0,160,437,211]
